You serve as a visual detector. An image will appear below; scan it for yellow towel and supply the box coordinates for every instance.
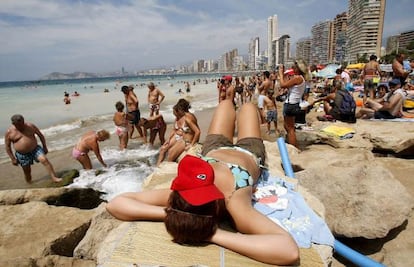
[321,125,355,138]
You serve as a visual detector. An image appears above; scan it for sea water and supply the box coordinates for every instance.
[0,74,221,199]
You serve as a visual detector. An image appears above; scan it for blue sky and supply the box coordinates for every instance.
[0,0,412,82]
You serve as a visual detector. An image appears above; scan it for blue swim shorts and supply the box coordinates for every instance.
[15,145,44,166]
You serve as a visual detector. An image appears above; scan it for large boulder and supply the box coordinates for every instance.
[0,201,95,259]
[292,145,414,238]
[297,120,414,154]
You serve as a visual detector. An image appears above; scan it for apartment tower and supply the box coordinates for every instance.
[347,0,385,62]
[267,15,279,69]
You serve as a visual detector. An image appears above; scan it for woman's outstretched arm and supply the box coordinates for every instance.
[106,189,171,221]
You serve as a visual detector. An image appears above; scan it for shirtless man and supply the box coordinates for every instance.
[263,90,278,135]
[257,71,274,124]
[392,53,411,86]
[361,55,382,104]
[121,85,144,140]
[138,114,166,146]
[147,82,165,117]
[5,114,62,183]
[72,130,110,169]
[356,79,405,119]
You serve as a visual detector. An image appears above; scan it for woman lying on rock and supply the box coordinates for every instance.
[106,99,299,265]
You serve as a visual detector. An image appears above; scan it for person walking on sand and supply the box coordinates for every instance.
[113,101,129,150]
[263,89,278,135]
[122,85,144,140]
[362,55,382,104]
[257,71,274,124]
[147,82,165,117]
[72,130,110,170]
[4,114,62,183]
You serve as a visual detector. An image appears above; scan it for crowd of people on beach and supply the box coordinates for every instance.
[4,52,414,265]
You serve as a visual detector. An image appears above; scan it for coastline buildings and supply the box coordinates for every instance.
[310,20,333,65]
[346,0,385,62]
[267,15,279,69]
[248,37,260,70]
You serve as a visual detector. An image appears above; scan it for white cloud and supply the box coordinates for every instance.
[0,0,411,81]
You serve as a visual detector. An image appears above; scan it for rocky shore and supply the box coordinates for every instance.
[0,108,413,266]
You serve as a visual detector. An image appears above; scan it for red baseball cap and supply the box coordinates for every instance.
[284,68,295,75]
[170,155,224,206]
[222,75,232,81]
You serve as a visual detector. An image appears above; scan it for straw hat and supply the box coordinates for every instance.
[295,59,310,80]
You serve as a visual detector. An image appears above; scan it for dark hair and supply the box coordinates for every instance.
[11,114,24,124]
[370,54,377,61]
[377,84,389,93]
[176,98,191,112]
[335,68,342,75]
[164,191,219,245]
[121,85,129,93]
[263,71,270,78]
[115,101,124,111]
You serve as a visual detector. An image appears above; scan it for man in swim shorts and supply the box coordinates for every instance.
[147,82,165,117]
[4,114,62,183]
[122,85,144,140]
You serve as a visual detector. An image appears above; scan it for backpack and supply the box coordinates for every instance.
[338,90,356,123]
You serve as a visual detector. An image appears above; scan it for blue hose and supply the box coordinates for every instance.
[276,137,385,267]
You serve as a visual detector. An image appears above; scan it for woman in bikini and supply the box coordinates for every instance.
[106,99,299,265]
[72,130,110,169]
[156,99,201,166]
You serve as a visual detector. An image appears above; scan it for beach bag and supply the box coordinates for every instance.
[338,90,356,123]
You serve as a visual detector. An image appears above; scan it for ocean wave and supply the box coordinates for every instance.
[68,146,159,201]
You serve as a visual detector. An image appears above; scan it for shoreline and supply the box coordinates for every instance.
[0,106,218,190]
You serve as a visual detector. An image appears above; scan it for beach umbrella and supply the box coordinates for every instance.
[315,64,340,78]
[346,63,365,70]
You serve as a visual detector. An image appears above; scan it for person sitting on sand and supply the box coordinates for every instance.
[356,79,406,119]
[72,130,110,169]
[156,99,200,166]
[4,114,62,183]
[106,99,299,266]
[138,114,167,147]
[113,101,129,150]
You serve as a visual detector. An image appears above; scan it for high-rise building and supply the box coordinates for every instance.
[398,30,414,51]
[248,37,260,70]
[386,35,399,54]
[347,0,385,62]
[310,20,333,65]
[333,12,348,63]
[267,15,279,69]
[278,34,290,66]
[296,37,312,65]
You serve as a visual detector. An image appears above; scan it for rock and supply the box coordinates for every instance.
[74,204,122,260]
[292,145,414,239]
[0,201,95,260]
[298,120,414,154]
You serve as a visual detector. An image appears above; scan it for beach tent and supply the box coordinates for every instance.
[315,64,340,78]
[346,63,365,70]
